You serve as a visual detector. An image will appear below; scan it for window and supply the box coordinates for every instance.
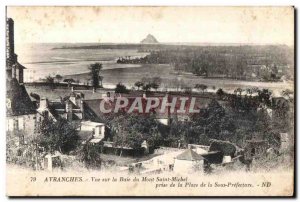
[17,149,22,156]
[19,135,24,145]
[18,117,24,130]
[14,119,19,131]
[251,148,256,157]
[43,111,49,119]
[8,119,14,131]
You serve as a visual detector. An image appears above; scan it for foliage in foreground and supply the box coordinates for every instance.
[37,118,80,154]
[78,143,102,169]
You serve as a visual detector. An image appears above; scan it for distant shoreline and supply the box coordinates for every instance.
[61,64,292,97]
[52,43,289,50]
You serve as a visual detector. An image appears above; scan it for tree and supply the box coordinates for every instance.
[63,78,75,83]
[37,118,80,154]
[6,130,41,168]
[281,89,293,99]
[134,81,144,90]
[195,84,207,93]
[234,88,243,96]
[141,77,150,84]
[89,63,103,89]
[109,114,162,153]
[191,99,236,141]
[257,89,272,106]
[139,77,161,91]
[209,139,237,157]
[115,83,129,94]
[246,88,253,97]
[114,130,144,150]
[78,143,102,169]
[184,87,192,94]
[110,115,144,156]
[142,83,152,92]
[219,116,236,141]
[216,88,225,98]
[270,73,277,81]
[45,75,55,90]
[45,75,54,83]
[151,77,161,90]
[99,75,103,87]
[63,78,75,87]
[253,108,272,140]
[150,82,159,91]
[55,74,63,83]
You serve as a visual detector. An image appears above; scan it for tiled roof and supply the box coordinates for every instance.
[82,101,107,123]
[6,79,36,116]
[176,149,204,161]
[16,62,26,69]
[49,101,65,110]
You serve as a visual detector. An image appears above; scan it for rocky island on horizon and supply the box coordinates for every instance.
[140,34,159,44]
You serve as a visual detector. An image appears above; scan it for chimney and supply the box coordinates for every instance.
[66,100,73,121]
[6,18,16,81]
[6,18,15,62]
[81,100,84,120]
[39,98,49,109]
[69,93,76,105]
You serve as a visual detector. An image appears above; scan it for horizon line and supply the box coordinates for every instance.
[15,41,292,46]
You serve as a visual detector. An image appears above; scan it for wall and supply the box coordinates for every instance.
[173,159,203,173]
[80,122,105,139]
[6,114,36,144]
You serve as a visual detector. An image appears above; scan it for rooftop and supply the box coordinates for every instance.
[175,149,204,161]
[81,120,105,126]
[7,79,36,116]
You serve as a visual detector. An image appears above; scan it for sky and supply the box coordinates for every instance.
[7,6,294,46]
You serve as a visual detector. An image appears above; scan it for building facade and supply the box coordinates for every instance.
[6,18,24,84]
[6,18,36,147]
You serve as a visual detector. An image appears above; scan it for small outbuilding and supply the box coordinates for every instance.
[174,149,204,173]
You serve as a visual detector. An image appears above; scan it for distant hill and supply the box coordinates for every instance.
[140,34,159,44]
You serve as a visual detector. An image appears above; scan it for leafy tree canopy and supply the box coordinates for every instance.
[37,118,80,154]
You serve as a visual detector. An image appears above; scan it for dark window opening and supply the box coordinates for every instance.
[251,148,256,157]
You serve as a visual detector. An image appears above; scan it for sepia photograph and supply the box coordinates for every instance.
[5,6,295,197]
